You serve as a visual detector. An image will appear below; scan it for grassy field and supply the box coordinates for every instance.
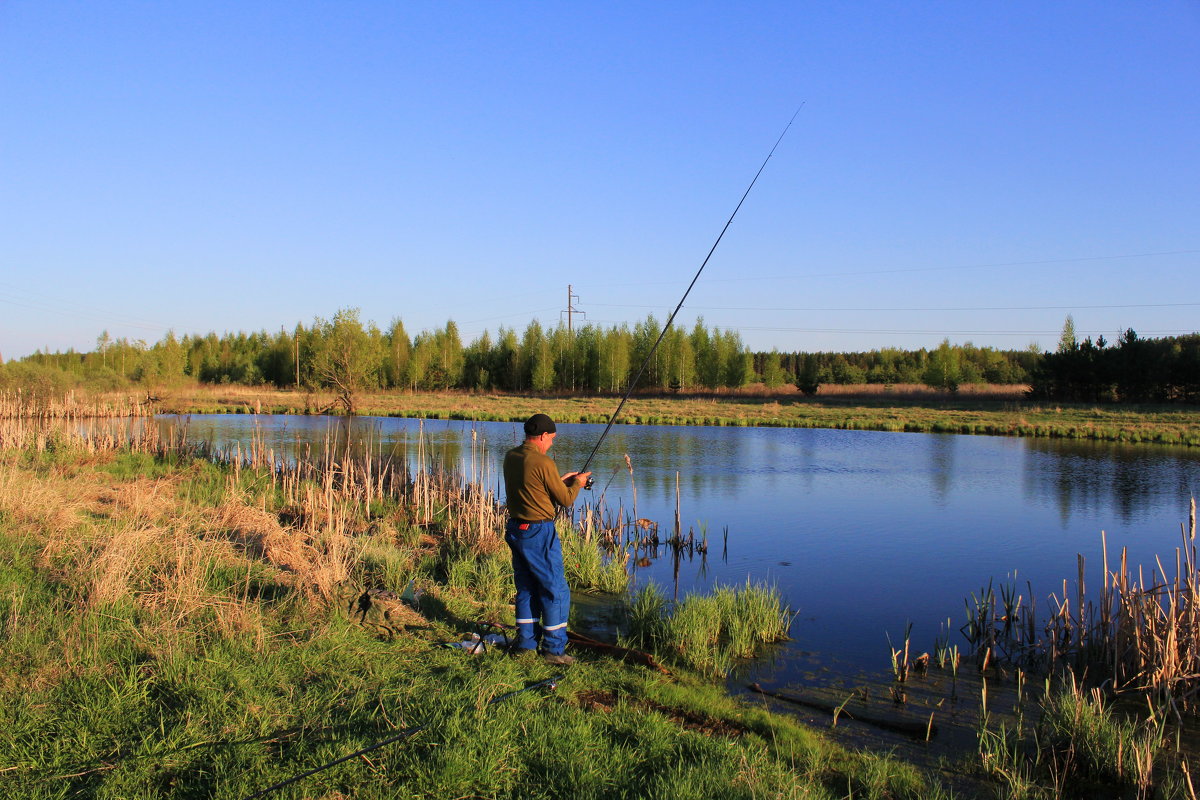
[0,422,954,800]
[151,384,1200,447]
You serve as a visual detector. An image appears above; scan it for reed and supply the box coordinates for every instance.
[958,505,1200,717]
[0,388,154,420]
[1040,673,1162,789]
[558,519,629,595]
[948,503,1200,797]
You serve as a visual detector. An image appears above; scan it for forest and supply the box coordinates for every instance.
[4,310,1197,403]
[1027,323,1200,402]
[6,310,1030,392]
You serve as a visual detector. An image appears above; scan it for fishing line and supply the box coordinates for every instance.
[577,105,803,482]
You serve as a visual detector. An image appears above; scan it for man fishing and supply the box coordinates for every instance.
[502,413,592,666]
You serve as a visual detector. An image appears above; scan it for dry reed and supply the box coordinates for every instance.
[963,502,1200,715]
[0,388,154,420]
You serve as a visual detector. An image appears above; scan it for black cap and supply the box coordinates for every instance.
[524,413,556,436]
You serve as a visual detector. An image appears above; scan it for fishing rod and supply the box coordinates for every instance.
[578,106,803,487]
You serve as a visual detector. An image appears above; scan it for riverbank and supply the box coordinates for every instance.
[154,384,1200,446]
[0,422,951,800]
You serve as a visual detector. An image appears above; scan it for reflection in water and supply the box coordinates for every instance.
[1022,439,1200,525]
[928,434,955,503]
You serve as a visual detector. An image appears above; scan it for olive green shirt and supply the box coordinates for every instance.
[503,441,582,521]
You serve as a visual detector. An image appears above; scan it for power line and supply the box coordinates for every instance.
[706,248,1200,283]
[722,325,1195,336]
[583,301,1200,313]
[575,248,1200,290]
[0,295,171,334]
[577,318,1195,338]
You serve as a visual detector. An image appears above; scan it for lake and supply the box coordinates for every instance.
[160,414,1200,679]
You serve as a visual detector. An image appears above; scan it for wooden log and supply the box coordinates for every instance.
[748,683,936,740]
[566,631,671,675]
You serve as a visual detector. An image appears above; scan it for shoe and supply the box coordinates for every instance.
[509,646,538,660]
[542,652,576,666]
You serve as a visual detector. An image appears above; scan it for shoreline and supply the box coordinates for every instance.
[151,385,1200,447]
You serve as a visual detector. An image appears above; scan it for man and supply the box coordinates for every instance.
[502,413,592,665]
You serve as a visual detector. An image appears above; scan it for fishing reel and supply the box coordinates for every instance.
[584,475,594,490]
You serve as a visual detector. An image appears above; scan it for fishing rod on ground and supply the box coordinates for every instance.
[578,106,803,490]
[241,675,562,800]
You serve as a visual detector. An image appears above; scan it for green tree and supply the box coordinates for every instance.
[571,324,601,392]
[309,308,380,413]
[692,319,721,389]
[491,327,520,390]
[462,330,493,390]
[518,320,547,391]
[760,349,788,389]
[923,339,961,393]
[383,318,411,389]
[433,321,465,388]
[1058,315,1078,354]
[153,331,188,383]
[408,334,434,391]
[663,324,695,391]
[795,353,821,396]
[599,325,631,393]
[530,331,556,392]
[632,315,663,389]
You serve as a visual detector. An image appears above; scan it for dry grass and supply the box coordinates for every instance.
[0,415,361,646]
[796,382,1029,399]
[215,499,317,580]
[0,460,88,534]
[157,382,1030,414]
[0,412,512,625]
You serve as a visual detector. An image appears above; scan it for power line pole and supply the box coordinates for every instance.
[566,285,575,334]
[564,285,582,391]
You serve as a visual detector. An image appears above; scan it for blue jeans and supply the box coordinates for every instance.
[505,519,570,655]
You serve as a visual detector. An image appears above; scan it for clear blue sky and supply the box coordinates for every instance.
[2,1,1197,360]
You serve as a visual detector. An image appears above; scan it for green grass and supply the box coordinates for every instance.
[625,581,792,676]
[974,672,1185,799]
[0,542,933,800]
[559,521,629,595]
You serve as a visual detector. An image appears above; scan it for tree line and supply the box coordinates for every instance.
[1027,318,1200,402]
[753,341,1037,394]
[8,310,1196,405]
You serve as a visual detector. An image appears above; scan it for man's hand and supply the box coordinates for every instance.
[562,471,592,488]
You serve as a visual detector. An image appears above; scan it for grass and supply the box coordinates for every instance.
[624,581,792,676]
[0,416,953,799]
[974,672,1180,799]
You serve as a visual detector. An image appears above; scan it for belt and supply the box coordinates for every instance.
[513,518,554,525]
